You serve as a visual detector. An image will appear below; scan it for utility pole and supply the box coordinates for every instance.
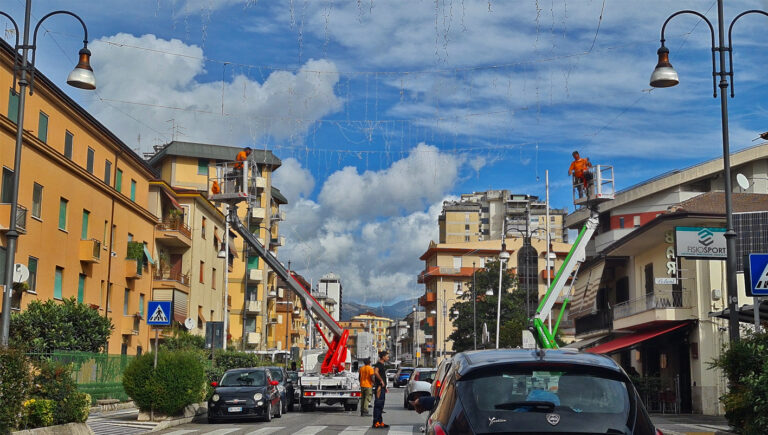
[472,261,477,350]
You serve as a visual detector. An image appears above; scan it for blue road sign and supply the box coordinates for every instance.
[146,301,172,325]
[746,254,768,297]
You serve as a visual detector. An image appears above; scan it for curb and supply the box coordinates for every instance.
[146,403,207,432]
[12,422,93,435]
[89,401,136,414]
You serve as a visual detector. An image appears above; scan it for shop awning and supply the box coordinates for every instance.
[143,245,155,265]
[585,322,690,354]
[563,334,608,350]
[228,242,239,259]
[163,190,182,211]
[709,302,768,323]
[569,260,605,318]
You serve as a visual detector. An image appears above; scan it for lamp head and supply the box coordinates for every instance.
[67,47,96,90]
[650,46,679,88]
[485,289,494,296]
[217,249,227,259]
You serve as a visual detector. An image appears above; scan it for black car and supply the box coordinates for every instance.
[266,366,293,413]
[425,349,658,434]
[208,368,282,423]
[287,371,300,411]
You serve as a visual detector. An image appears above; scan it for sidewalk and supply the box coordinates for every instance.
[651,413,736,435]
[86,408,157,435]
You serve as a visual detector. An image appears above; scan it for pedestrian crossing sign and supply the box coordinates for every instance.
[146,301,172,325]
[745,254,768,297]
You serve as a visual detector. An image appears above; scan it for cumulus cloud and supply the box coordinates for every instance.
[88,33,342,152]
[272,157,315,200]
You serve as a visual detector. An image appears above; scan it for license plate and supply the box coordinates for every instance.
[227,406,242,413]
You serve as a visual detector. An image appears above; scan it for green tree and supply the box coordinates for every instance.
[448,259,532,351]
[10,297,114,353]
[160,327,206,351]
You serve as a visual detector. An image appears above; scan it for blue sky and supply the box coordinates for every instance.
[3,0,768,305]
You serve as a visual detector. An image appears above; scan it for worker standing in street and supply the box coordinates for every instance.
[568,150,593,198]
[372,350,390,429]
[359,358,374,417]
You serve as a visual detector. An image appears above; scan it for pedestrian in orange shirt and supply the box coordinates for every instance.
[358,358,374,417]
[568,150,593,198]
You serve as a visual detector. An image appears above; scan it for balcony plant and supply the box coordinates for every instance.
[165,208,182,226]
[126,241,144,275]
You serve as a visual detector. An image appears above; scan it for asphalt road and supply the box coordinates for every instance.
[154,387,426,435]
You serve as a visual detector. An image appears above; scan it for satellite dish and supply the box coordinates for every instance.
[736,173,750,190]
[184,317,195,330]
[13,263,29,284]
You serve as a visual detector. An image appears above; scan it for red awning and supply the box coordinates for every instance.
[585,322,690,355]
[163,190,182,211]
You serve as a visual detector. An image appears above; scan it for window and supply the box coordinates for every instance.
[27,257,37,293]
[247,255,259,270]
[197,159,209,175]
[633,215,641,227]
[81,210,90,240]
[130,179,136,201]
[644,263,654,295]
[8,89,19,123]
[32,183,42,218]
[103,220,108,245]
[201,216,207,239]
[453,256,462,269]
[1,167,13,203]
[38,111,48,143]
[86,147,95,173]
[64,131,73,159]
[77,274,86,303]
[115,169,122,192]
[124,289,130,315]
[212,267,217,289]
[127,233,133,242]
[139,294,145,318]
[199,261,205,283]
[619,217,625,229]
[106,284,112,312]
[58,198,68,230]
[54,267,63,299]
[104,160,112,185]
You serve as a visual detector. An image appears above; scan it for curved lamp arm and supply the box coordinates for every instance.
[660,10,717,97]
[727,10,768,97]
[29,10,89,94]
[0,13,21,91]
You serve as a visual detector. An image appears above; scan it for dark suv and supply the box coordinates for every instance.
[425,349,658,434]
[266,366,293,414]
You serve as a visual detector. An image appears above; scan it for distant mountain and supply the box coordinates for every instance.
[341,299,417,321]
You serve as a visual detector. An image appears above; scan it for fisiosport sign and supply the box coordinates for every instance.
[675,227,727,259]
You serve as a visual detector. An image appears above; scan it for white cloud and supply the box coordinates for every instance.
[88,33,343,152]
[272,157,315,200]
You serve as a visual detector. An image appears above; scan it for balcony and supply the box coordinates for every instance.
[270,236,285,247]
[419,291,437,307]
[0,203,27,234]
[155,220,192,248]
[250,207,266,221]
[125,259,142,279]
[247,332,261,345]
[248,268,263,282]
[613,289,693,330]
[153,270,190,290]
[246,300,262,314]
[79,239,102,263]
[121,314,141,336]
[271,211,285,221]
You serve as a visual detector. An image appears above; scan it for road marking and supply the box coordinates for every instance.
[292,426,327,434]
[162,430,197,435]
[202,429,240,435]
[339,426,369,435]
[244,427,285,435]
[387,426,413,435]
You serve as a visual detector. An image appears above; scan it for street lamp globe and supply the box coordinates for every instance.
[485,288,493,296]
[430,309,437,314]
[66,47,96,90]
[499,251,510,262]
[649,46,679,88]
[452,309,459,316]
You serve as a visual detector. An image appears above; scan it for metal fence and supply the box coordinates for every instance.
[630,375,681,414]
[27,351,135,403]
[613,289,692,320]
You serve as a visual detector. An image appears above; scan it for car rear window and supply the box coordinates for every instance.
[418,370,437,383]
[220,370,266,387]
[400,369,414,375]
[269,369,284,382]
[456,365,632,433]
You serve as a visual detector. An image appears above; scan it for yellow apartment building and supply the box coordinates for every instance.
[147,181,226,337]
[338,320,366,357]
[271,272,308,351]
[418,238,573,363]
[0,40,158,355]
[349,312,393,351]
[147,142,287,350]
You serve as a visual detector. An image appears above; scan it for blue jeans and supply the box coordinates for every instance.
[373,386,386,424]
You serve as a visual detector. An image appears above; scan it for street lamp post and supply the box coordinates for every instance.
[0,2,96,346]
[496,223,510,349]
[649,2,768,343]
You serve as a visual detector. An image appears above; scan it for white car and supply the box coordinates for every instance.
[403,368,437,409]
[385,369,397,383]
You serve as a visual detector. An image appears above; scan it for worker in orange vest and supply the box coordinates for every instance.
[211,180,220,195]
[568,150,592,198]
[233,146,252,191]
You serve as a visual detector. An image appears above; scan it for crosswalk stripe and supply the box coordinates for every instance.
[339,426,369,435]
[162,430,197,435]
[292,426,327,435]
[387,426,413,435]
[244,427,285,435]
[202,429,240,435]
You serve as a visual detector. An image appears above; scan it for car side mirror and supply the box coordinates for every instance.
[210,381,218,387]
[270,380,279,386]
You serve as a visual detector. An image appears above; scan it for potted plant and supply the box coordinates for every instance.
[158,251,170,275]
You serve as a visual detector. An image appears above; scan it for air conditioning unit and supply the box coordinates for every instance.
[711,288,722,301]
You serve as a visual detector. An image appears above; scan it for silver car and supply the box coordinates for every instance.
[403,367,437,409]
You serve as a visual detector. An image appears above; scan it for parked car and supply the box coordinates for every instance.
[393,366,414,387]
[287,370,300,411]
[386,368,397,383]
[207,367,282,423]
[266,366,293,414]
[431,358,452,398]
[404,367,437,409]
[425,349,658,434]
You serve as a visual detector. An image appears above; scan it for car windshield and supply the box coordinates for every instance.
[386,370,396,374]
[419,370,437,383]
[288,372,298,382]
[220,370,267,387]
[269,369,284,382]
[400,369,414,375]
[457,365,632,433]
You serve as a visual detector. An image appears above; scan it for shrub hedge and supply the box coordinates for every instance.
[123,350,206,415]
[21,398,55,429]
[31,360,83,425]
[0,347,32,432]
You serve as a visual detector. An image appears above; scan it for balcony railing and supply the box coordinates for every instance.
[613,289,692,321]
[78,239,102,263]
[153,270,190,286]
[156,220,192,239]
[0,204,28,234]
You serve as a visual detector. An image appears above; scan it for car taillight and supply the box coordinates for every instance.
[304,391,316,397]
[433,423,447,435]
[351,391,361,397]
[655,430,664,435]
[435,380,441,388]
